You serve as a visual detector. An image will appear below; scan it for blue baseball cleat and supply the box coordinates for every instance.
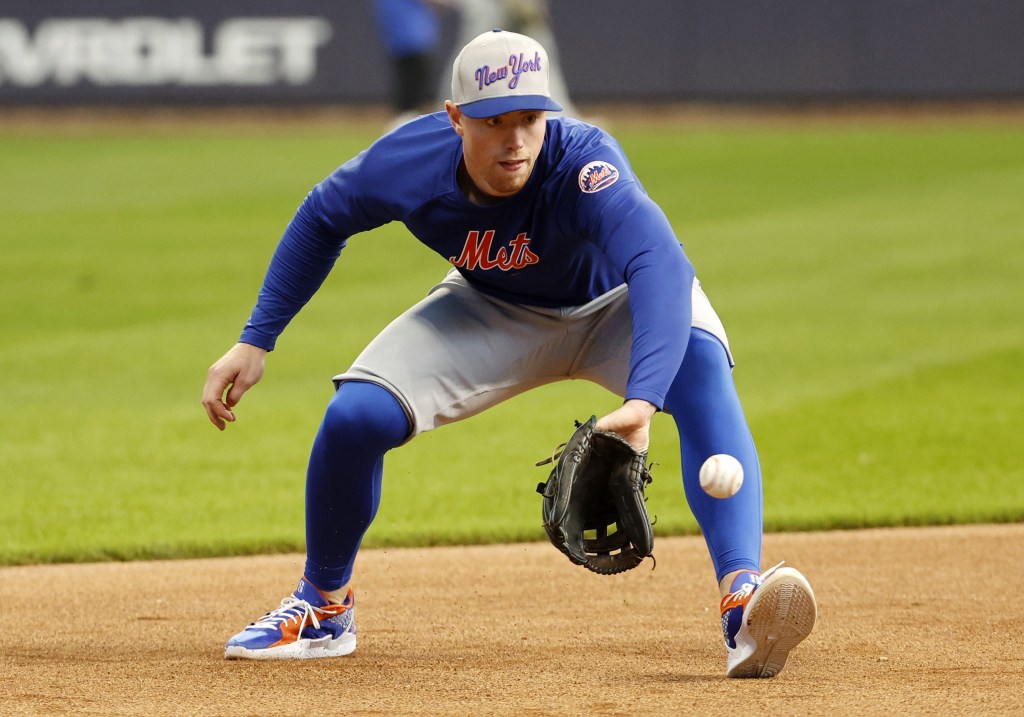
[224,577,357,660]
[720,562,817,678]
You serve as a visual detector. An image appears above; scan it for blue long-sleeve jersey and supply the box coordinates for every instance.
[241,112,695,409]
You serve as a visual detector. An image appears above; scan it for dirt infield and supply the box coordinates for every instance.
[2,524,1022,716]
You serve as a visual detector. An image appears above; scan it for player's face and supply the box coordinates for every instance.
[446,104,547,203]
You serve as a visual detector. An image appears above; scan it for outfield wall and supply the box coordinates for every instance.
[1,1,1022,106]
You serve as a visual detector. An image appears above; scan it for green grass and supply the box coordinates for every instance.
[2,114,1023,565]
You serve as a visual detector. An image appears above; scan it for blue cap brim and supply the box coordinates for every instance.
[457,95,563,119]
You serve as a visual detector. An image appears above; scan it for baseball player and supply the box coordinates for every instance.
[202,29,817,677]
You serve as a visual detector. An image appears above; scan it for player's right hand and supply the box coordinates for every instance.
[202,342,267,430]
[595,398,658,453]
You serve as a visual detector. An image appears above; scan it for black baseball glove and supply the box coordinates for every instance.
[535,416,655,575]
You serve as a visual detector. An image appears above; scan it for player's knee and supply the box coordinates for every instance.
[665,329,733,413]
[320,381,410,449]
[683,328,730,374]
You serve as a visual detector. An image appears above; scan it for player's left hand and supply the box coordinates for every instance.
[596,399,658,452]
[202,342,267,430]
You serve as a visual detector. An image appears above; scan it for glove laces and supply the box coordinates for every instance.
[536,442,567,467]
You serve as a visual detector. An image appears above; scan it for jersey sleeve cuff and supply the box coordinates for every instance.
[623,389,664,412]
[238,329,276,352]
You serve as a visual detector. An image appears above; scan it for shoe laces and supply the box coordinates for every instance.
[251,595,333,633]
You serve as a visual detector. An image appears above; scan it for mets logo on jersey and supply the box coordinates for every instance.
[449,230,539,271]
[578,161,620,193]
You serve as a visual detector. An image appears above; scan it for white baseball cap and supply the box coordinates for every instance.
[451,29,563,118]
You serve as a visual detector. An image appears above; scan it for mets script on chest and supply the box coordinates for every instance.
[449,230,540,271]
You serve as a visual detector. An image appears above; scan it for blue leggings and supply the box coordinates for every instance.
[664,329,762,580]
[304,328,762,590]
[304,381,410,590]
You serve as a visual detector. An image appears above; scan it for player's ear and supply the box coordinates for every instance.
[445,101,465,137]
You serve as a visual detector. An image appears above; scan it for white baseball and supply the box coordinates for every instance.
[699,454,744,499]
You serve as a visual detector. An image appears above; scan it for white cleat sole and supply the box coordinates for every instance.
[224,633,357,660]
[727,567,817,678]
